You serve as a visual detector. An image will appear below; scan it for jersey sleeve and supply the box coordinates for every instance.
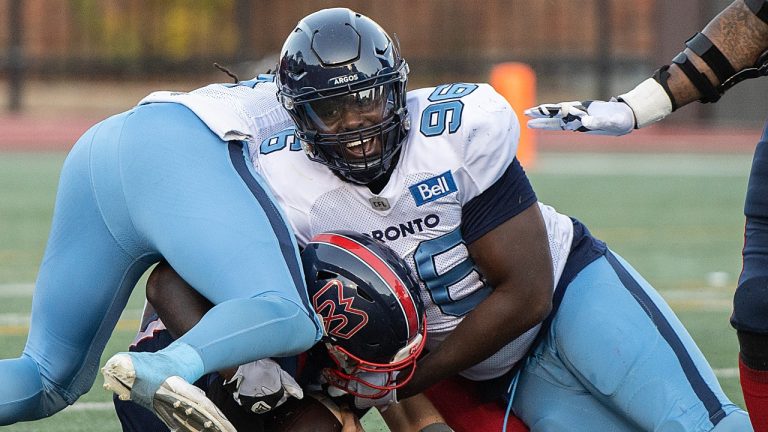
[456,83,521,203]
[455,84,537,243]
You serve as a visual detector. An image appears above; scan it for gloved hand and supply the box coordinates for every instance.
[323,369,399,410]
[354,393,398,411]
[524,100,636,136]
[223,358,303,414]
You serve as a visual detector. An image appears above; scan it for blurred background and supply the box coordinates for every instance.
[0,1,765,430]
[0,0,766,130]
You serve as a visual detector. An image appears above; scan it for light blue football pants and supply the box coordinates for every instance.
[0,102,322,424]
[512,251,751,431]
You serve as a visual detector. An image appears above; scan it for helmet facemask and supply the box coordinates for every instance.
[281,65,409,185]
[276,8,410,185]
[322,323,426,399]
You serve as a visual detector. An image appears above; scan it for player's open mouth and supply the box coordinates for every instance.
[345,138,378,159]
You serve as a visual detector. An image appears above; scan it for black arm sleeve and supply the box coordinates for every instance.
[460,158,538,244]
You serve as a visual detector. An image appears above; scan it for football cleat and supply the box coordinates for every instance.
[102,353,235,432]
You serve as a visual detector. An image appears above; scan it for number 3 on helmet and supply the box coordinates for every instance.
[301,230,426,398]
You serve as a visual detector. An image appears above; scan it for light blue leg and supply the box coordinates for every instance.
[514,252,750,431]
[0,115,154,424]
[109,104,321,402]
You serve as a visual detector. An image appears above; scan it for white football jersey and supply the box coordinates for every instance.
[142,78,575,380]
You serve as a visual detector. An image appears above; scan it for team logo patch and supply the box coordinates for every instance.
[409,171,457,206]
[312,280,369,339]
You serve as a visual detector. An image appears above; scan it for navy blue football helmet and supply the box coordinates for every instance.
[276,8,410,185]
[301,230,426,398]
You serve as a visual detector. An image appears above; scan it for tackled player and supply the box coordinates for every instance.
[114,231,453,432]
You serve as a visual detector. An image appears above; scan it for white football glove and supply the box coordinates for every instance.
[524,100,636,136]
[525,78,674,134]
[223,358,303,414]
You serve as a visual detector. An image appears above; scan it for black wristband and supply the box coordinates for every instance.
[745,0,768,25]
[651,65,679,111]
[672,52,722,103]
[685,32,736,83]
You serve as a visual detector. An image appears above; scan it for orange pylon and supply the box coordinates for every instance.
[490,63,537,169]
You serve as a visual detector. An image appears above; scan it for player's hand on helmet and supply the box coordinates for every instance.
[524,100,636,136]
[353,389,398,409]
[349,371,399,410]
[323,370,399,410]
[223,358,303,414]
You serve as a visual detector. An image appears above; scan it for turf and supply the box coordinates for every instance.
[0,151,753,430]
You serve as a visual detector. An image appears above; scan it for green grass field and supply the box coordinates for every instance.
[0,150,753,431]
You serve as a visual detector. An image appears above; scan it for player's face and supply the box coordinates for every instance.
[306,86,394,160]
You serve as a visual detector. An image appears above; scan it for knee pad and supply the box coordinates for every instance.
[732,276,768,333]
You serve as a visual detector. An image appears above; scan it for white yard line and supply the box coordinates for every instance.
[64,402,115,412]
[0,313,34,326]
[0,283,35,297]
[714,368,740,379]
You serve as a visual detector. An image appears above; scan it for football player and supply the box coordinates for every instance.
[0,72,323,432]
[115,231,453,432]
[525,0,768,429]
[134,7,752,431]
[271,8,751,431]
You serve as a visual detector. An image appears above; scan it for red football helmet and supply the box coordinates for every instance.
[301,230,426,398]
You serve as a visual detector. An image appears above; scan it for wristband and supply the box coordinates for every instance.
[617,78,673,128]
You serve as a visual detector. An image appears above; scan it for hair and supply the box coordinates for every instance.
[213,62,238,83]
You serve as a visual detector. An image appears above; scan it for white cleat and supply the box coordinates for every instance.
[102,353,235,432]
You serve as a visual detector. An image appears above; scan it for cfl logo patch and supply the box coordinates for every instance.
[410,171,458,206]
[369,196,390,211]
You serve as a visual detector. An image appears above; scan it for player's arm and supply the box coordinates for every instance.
[339,406,365,432]
[398,203,553,400]
[397,86,552,401]
[672,0,768,106]
[525,0,768,135]
[147,261,212,335]
[147,262,373,431]
[145,261,238,378]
